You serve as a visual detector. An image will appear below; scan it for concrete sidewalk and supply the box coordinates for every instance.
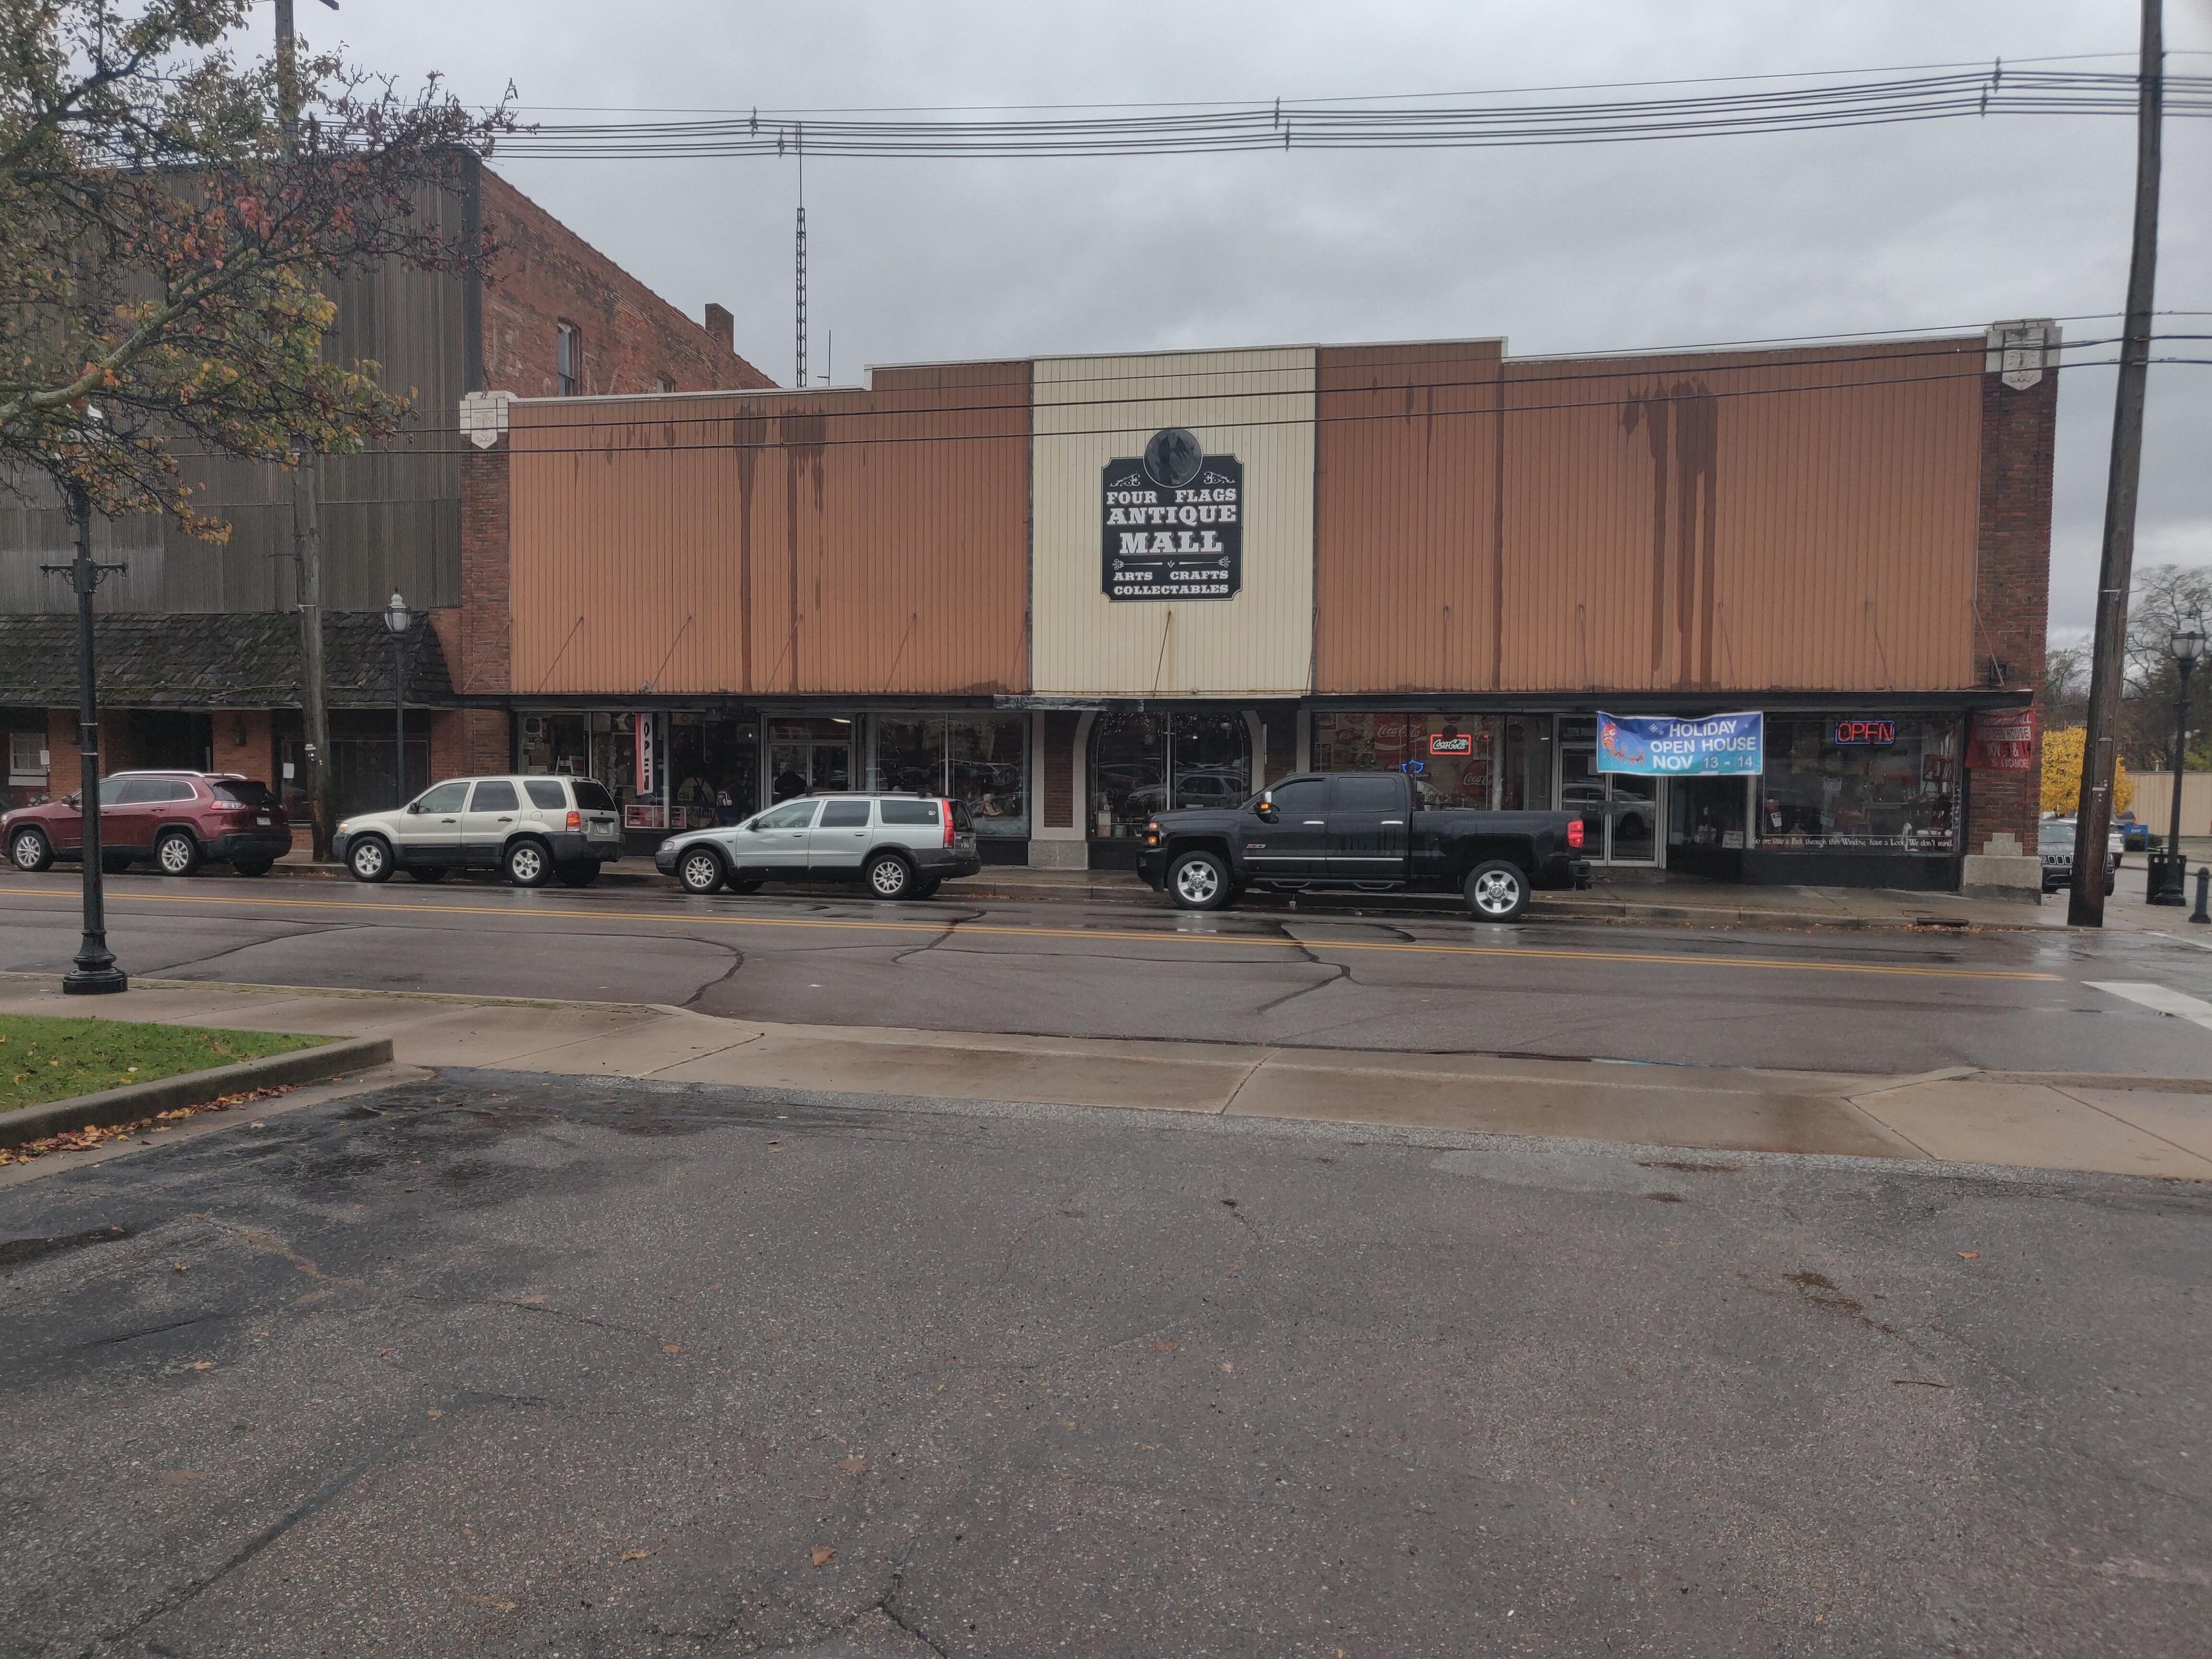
[266,849,2053,932]
[5,974,2206,1180]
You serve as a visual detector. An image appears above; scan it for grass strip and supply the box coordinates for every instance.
[0,1014,327,1112]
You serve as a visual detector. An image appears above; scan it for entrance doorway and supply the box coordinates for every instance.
[1560,718,1661,866]
[1088,709,1252,866]
[766,717,853,805]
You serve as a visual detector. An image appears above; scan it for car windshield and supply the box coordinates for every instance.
[2040,821,2075,848]
[211,781,276,807]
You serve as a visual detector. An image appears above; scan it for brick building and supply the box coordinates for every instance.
[446,321,2056,896]
[0,156,774,827]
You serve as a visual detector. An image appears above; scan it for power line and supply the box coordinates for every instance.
[499,51,2212,118]
[493,68,2210,160]
[164,354,2212,464]
[320,332,2190,440]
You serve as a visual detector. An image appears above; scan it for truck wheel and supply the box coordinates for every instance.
[1169,850,1232,911]
[1463,859,1529,923]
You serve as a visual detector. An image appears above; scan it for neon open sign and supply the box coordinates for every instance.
[1832,719,1897,748]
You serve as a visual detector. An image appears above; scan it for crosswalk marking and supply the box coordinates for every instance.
[2087,981,2212,1034]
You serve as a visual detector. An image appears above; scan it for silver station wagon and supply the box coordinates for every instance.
[655,794,982,900]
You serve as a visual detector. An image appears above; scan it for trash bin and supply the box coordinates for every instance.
[2146,849,2188,906]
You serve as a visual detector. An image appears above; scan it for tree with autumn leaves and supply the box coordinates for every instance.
[2041,726,2134,819]
[1,0,510,525]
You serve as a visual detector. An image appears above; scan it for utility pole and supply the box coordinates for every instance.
[794,122,807,388]
[43,483,126,994]
[277,0,336,858]
[2070,0,2164,927]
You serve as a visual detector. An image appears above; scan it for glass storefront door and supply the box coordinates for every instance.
[1559,718,1661,866]
[767,718,853,804]
[1088,710,1252,853]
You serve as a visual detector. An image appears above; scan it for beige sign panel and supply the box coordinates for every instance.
[1032,347,1315,698]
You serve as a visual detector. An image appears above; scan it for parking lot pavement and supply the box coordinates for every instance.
[3,1071,2207,1658]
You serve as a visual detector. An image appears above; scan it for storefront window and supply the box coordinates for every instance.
[1088,710,1250,839]
[666,714,757,828]
[949,716,1027,835]
[872,714,1028,837]
[1313,713,1496,807]
[523,711,639,802]
[1498,716,1555,811]
[1757,717,1960,854]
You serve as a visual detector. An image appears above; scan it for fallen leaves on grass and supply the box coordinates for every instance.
[0,1086,296,1167]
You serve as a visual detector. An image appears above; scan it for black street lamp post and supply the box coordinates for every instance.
[382,592,415,805]
[41,481,128,993]
[2149,622,2205,907]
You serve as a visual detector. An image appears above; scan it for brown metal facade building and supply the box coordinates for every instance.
[457,324,2055,891]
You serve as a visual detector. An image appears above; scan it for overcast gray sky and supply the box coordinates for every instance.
[301,0,2210,646]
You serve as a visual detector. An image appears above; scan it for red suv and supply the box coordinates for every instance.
[3,772,290,878]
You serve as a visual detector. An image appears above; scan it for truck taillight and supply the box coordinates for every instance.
[941,800,955,846]
[566,809,581,831]
[1567,819,1585,850]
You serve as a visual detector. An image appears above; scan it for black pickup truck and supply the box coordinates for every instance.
[1135,771,1590,920]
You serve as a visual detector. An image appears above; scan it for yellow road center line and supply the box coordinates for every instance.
[0,884,2061,982]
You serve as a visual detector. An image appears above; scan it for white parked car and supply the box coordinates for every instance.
[655,794,982,900]
[334,775,622,887]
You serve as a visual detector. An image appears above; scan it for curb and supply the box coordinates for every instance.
[242,859,2044,933]
[0,1036,395,1149]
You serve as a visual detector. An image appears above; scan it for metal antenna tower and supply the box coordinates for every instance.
[793,123,807,388]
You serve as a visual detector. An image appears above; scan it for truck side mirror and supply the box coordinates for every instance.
[1255,791,1277,821]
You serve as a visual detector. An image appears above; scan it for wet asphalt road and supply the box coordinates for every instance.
[3,869,2212,1075]
[2,1072,2208,1658]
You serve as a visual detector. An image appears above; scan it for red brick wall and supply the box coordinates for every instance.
[479,170,778,397]
[210,709,275,786]
[431,709,512,781]
[1040,712,1077,829]
[459,442,512,696]
[1963,361,2058,856]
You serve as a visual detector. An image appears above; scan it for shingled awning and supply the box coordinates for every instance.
[0,612,456,709]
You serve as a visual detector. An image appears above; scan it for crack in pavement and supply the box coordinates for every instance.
[1254,961,1352,1017]
[147,921,363,978]
[673,937,747,1010]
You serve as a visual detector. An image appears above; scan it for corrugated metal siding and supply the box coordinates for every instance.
[1313,340,1504,692]
[1316,338,1986,694]
[1497,340,1983,694]
[506,362,1030,696]
[1032,348,1314,698]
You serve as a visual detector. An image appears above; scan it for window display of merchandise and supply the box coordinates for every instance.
[1756,718,1960,854]
[873,714,1028,836]
[666,714,757,828]
[1312,713,1554,810]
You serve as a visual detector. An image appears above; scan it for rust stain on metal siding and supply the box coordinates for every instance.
[1316,338,1984,694]
[506,363,1031,696]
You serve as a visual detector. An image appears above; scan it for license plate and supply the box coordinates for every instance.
[589,823,615,839]
[256,815,271,825]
